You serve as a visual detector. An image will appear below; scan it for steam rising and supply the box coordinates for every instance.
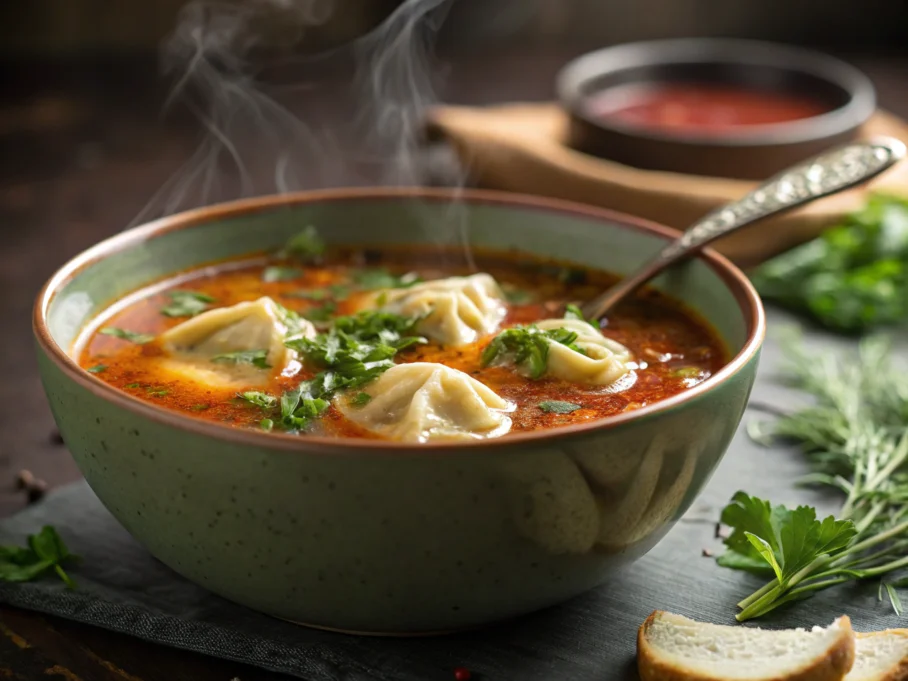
[134,0,464,233]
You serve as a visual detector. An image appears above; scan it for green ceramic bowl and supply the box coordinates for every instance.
[34,188,764,634]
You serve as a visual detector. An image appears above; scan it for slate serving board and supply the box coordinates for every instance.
[0,309,903,681]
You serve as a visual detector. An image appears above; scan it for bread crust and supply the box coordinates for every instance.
[852,631,908,681]
[637,611,855,681]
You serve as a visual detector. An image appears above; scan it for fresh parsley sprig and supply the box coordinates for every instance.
[752,194,908,332]
[718,333,908,620]
[0,526,78,588]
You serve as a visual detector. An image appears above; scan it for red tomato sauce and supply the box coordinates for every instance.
[587,82,830,135]
[77,248,729,439]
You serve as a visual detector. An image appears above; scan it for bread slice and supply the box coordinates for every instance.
[637,611,855,681]
[846,630,908,681]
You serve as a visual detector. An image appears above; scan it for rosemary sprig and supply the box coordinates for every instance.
[719,332,908,620]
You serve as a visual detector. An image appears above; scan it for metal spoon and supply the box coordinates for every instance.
[580,136,907,322]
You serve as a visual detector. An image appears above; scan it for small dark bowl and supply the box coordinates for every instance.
[557,38,876,180]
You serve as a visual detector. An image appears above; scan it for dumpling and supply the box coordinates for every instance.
[336,362,512,442]
[159,297,314,386]
[373,273,507,346]
[535,318,634,386]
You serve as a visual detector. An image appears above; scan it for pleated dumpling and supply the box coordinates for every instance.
[375,273,507,346]
[337,362,512,442]
[159,296,314,386]
[535,318,634,387]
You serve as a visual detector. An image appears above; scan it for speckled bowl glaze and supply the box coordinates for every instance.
[34,189,764,634]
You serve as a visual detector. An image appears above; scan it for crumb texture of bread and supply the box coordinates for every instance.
[637,611,855,681]
[846,630,908,681]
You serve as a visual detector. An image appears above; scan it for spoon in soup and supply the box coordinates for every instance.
[579,136,907,322]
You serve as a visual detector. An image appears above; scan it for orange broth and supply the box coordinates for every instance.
[78,249,728,439]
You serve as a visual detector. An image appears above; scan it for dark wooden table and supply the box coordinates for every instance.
[1,45,907,680]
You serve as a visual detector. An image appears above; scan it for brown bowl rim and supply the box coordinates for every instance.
[33,187,766,455]
[556,37,877,148]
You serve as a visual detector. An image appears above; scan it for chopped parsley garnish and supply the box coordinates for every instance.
[260,418,274,432]
[125,382,141,388]
[100,327,154,344]
[160,291,216,318]
[279,384,330,431]
[282,284,350,302]
[145,387,170,397]
[190,404,210,411]
[280,226,325,262]
[481,325,585,379]
[330,310,425,346]
[353,268,422,291]
[86,364,107,373]
[272,301,311,337]
[563,303,596,328]
[211,350,271,369]
[262,266,302,283]
[538,400,581,414]
[351,392,372,406]
[503,286,533,304]
[238,391,278,409]
[305,301,337,322]
[0,526,78,588]
[275,310,426,432]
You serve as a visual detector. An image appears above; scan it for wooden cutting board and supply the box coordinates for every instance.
[427,103,908,268]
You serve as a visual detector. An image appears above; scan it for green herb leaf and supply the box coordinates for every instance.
[752,194,908,332]
[262,266,302,283]
[281,226,325,262]
[282,284,350,302]
[481,325,585,379]
[351,392,372,406]
[260,418,274,432]
[160,290,216,318]
[305,301,337,322]
[0,526,77,588]
[278,384,329,432]
[189,403,210,411]
[353,268,422,291]
[211,350,271,369]
[284,289,328,301]
[125,382,141,389]
[502,286,533,304]
[882,582,903,616]
[100,327,154,344]
[563,303,596,328]
[238,391,278,409]
[538,400,581,414]
[87,364,107,373]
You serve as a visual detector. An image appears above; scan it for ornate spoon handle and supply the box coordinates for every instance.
[580,136,906,321]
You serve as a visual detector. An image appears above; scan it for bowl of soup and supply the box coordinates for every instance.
[557,38,876,179]
[33,188,764,633]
